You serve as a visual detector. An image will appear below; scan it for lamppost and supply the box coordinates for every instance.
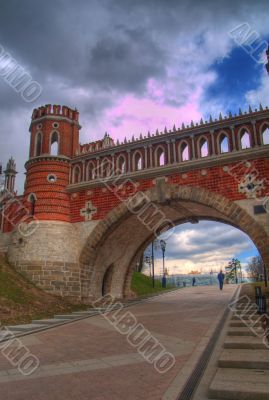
[160,239,166,288]
[145,255,151,277]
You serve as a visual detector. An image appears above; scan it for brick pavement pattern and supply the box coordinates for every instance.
[0,285,237,400]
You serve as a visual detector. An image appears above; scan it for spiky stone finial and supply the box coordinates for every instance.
[124,137,127,144]
[116,139,120,145]
[173,124,176,131]
[156,129,159,135]
[209,115,213,123]
[239,108,242,115]
[260,103,263,111]
[191,120,194,127]
[248,105,252,113]
[181,123,185,129]
[219,113,222,120]
[148,131,151,137]
[200,118,204,125]
[140,133,143,140]
[229,111,232,118]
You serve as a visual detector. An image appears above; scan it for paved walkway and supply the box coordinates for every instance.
[0,285,237,400]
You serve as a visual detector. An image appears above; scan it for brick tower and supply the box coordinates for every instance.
[25,104,80,222]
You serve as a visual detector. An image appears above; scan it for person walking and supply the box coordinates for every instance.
[192,277,196,286]
[217,270,225,290]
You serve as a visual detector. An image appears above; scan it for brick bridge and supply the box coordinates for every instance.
[0,104,269,301]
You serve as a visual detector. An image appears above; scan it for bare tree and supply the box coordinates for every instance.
[247,255,264,281]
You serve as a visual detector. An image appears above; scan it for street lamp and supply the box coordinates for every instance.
[160,239,166,288]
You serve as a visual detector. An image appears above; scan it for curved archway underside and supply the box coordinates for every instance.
[79,184,269,300]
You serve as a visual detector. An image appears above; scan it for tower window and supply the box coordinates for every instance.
[35,132,42,157]
[50,132,59,155]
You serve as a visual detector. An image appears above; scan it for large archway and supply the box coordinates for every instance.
[79,183,269,301]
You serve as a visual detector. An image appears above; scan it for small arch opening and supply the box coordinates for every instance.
[240,130,251,149]
[262,127,269,145]
[156,147,165,167]
[102,159,112,178]
[118,156,126,174]
[102,264,114,296]
[200,138,209,157]
[181,142,190,161]
[134,152,142,171]
[220,134,229,153]
[73,166,81,184]
[88,163,95,180]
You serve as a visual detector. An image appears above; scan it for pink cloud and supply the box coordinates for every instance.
[103,92,202,141]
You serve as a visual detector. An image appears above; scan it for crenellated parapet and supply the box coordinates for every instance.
[31,104,79,122]
[69,105,269,187]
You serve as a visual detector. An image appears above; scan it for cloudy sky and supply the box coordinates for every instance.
[145,221,257,275]
[0,0,267,271]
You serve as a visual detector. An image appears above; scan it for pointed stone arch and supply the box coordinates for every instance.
[79,184,269,301]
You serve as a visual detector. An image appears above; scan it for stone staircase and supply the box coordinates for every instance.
[0,299,143,342]
[208,296,269,400]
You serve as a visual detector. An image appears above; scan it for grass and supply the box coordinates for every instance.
[131,272,175,296]
[0,256,89,325]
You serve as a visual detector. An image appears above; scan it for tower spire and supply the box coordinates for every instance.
[4,157,17,193]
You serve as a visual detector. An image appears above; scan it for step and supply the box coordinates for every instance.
[6,324,46,332]
[224,336,268,350]
[232,309,259,316]
[227,327,264,336]
[209,368,269,400]
[231,314,261,321]
[229,320,262,328]
[31,319,69,325]
[72,311,98,315]
[54,314,83,320]
[219,349,269,369]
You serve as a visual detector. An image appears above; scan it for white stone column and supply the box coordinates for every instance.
[166,141,171,164]
[144,145,148,169]
[149,144,153,168]
[251,120,258,147]
[190,135,196,159]
[111,153,115,176]
[230,125,236,151]
[127,149,131,172]
[171,139,177,163]
[96,157,100,177]
[210,129,216,156]
[82,160,86,181]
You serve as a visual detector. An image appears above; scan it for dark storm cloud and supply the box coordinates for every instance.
[86,27,166,92]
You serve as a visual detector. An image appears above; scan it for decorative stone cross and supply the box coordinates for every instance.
[80,201,97,221]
